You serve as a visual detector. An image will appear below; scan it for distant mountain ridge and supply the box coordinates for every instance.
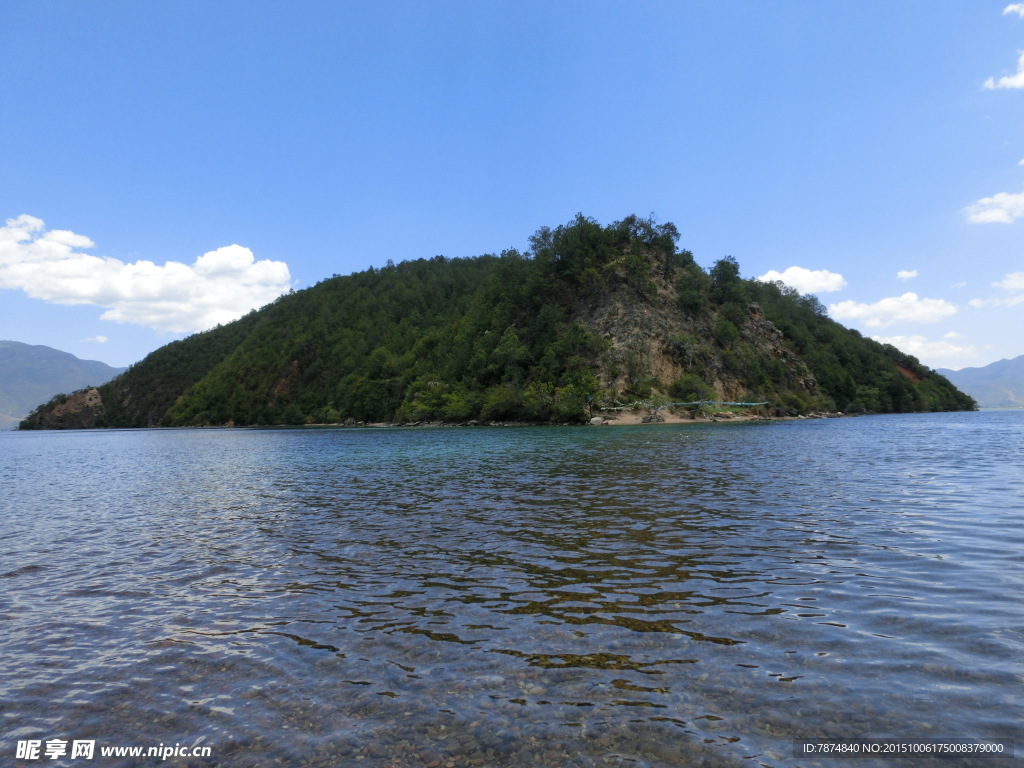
[937,355,1024,408]
[0,341,125,428]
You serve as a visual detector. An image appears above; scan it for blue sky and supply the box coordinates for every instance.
[2,1,1023,370]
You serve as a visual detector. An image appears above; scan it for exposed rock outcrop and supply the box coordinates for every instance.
[20,387,104,430]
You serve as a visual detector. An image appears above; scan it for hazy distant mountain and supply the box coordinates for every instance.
[937,355,1024,408]
[0,341,126,428]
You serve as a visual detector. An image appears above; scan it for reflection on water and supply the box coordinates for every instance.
[1,413,1022,767]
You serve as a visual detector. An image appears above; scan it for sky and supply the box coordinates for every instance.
[2,1,1023,371]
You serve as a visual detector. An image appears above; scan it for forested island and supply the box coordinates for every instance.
[20,214,975,429]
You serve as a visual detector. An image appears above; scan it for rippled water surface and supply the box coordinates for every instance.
[2,412,1022,766]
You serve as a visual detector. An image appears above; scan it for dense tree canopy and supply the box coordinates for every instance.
[21,214,975,429]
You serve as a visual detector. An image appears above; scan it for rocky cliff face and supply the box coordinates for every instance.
[738,304,817,391]
[579,284,815,404]
[20,387,104,430]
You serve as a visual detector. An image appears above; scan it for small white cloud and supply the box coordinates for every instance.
[951,281,968,289]
[870,334,977,366]
[994,271,1024,292]
[0,215,293,334]
[966,272,1024,307]
[896,269,918,280]
[79,336,108,343]
[1019,158,1024,166]
[964,189,1024,223]
[828,292,957,328]
[1005,3,1024,18]
[984,51,1024,90]
[755,266,847,294]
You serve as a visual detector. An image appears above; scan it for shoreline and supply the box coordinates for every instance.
[351,408,852,429]
[12,409,859,431]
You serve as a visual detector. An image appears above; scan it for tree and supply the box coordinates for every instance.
[710,255,747,305]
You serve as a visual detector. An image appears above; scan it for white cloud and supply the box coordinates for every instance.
[870,333,977,366]
[994,271,1024,292]
[971,271,1024,307]
[964,189,1024,223]
[79,336,108,343]
[0,215,292,334]
[896,269,918,280]
[984,51,1024,90]
[755,266,847,294]
[828,292,957,328]
[1005,4,1024,18]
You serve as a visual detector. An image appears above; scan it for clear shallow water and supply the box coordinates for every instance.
[1,412,1021,767]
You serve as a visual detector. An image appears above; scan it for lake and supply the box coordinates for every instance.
[1,413,1021,767]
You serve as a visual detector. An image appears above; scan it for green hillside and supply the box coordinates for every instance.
[20,214,975,429]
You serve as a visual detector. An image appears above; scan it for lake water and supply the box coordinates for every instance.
[1,413,1021,767]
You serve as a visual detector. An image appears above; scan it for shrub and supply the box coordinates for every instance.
[668,374,715,401]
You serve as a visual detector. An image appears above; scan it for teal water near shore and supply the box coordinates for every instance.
[1,413,1021,766]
